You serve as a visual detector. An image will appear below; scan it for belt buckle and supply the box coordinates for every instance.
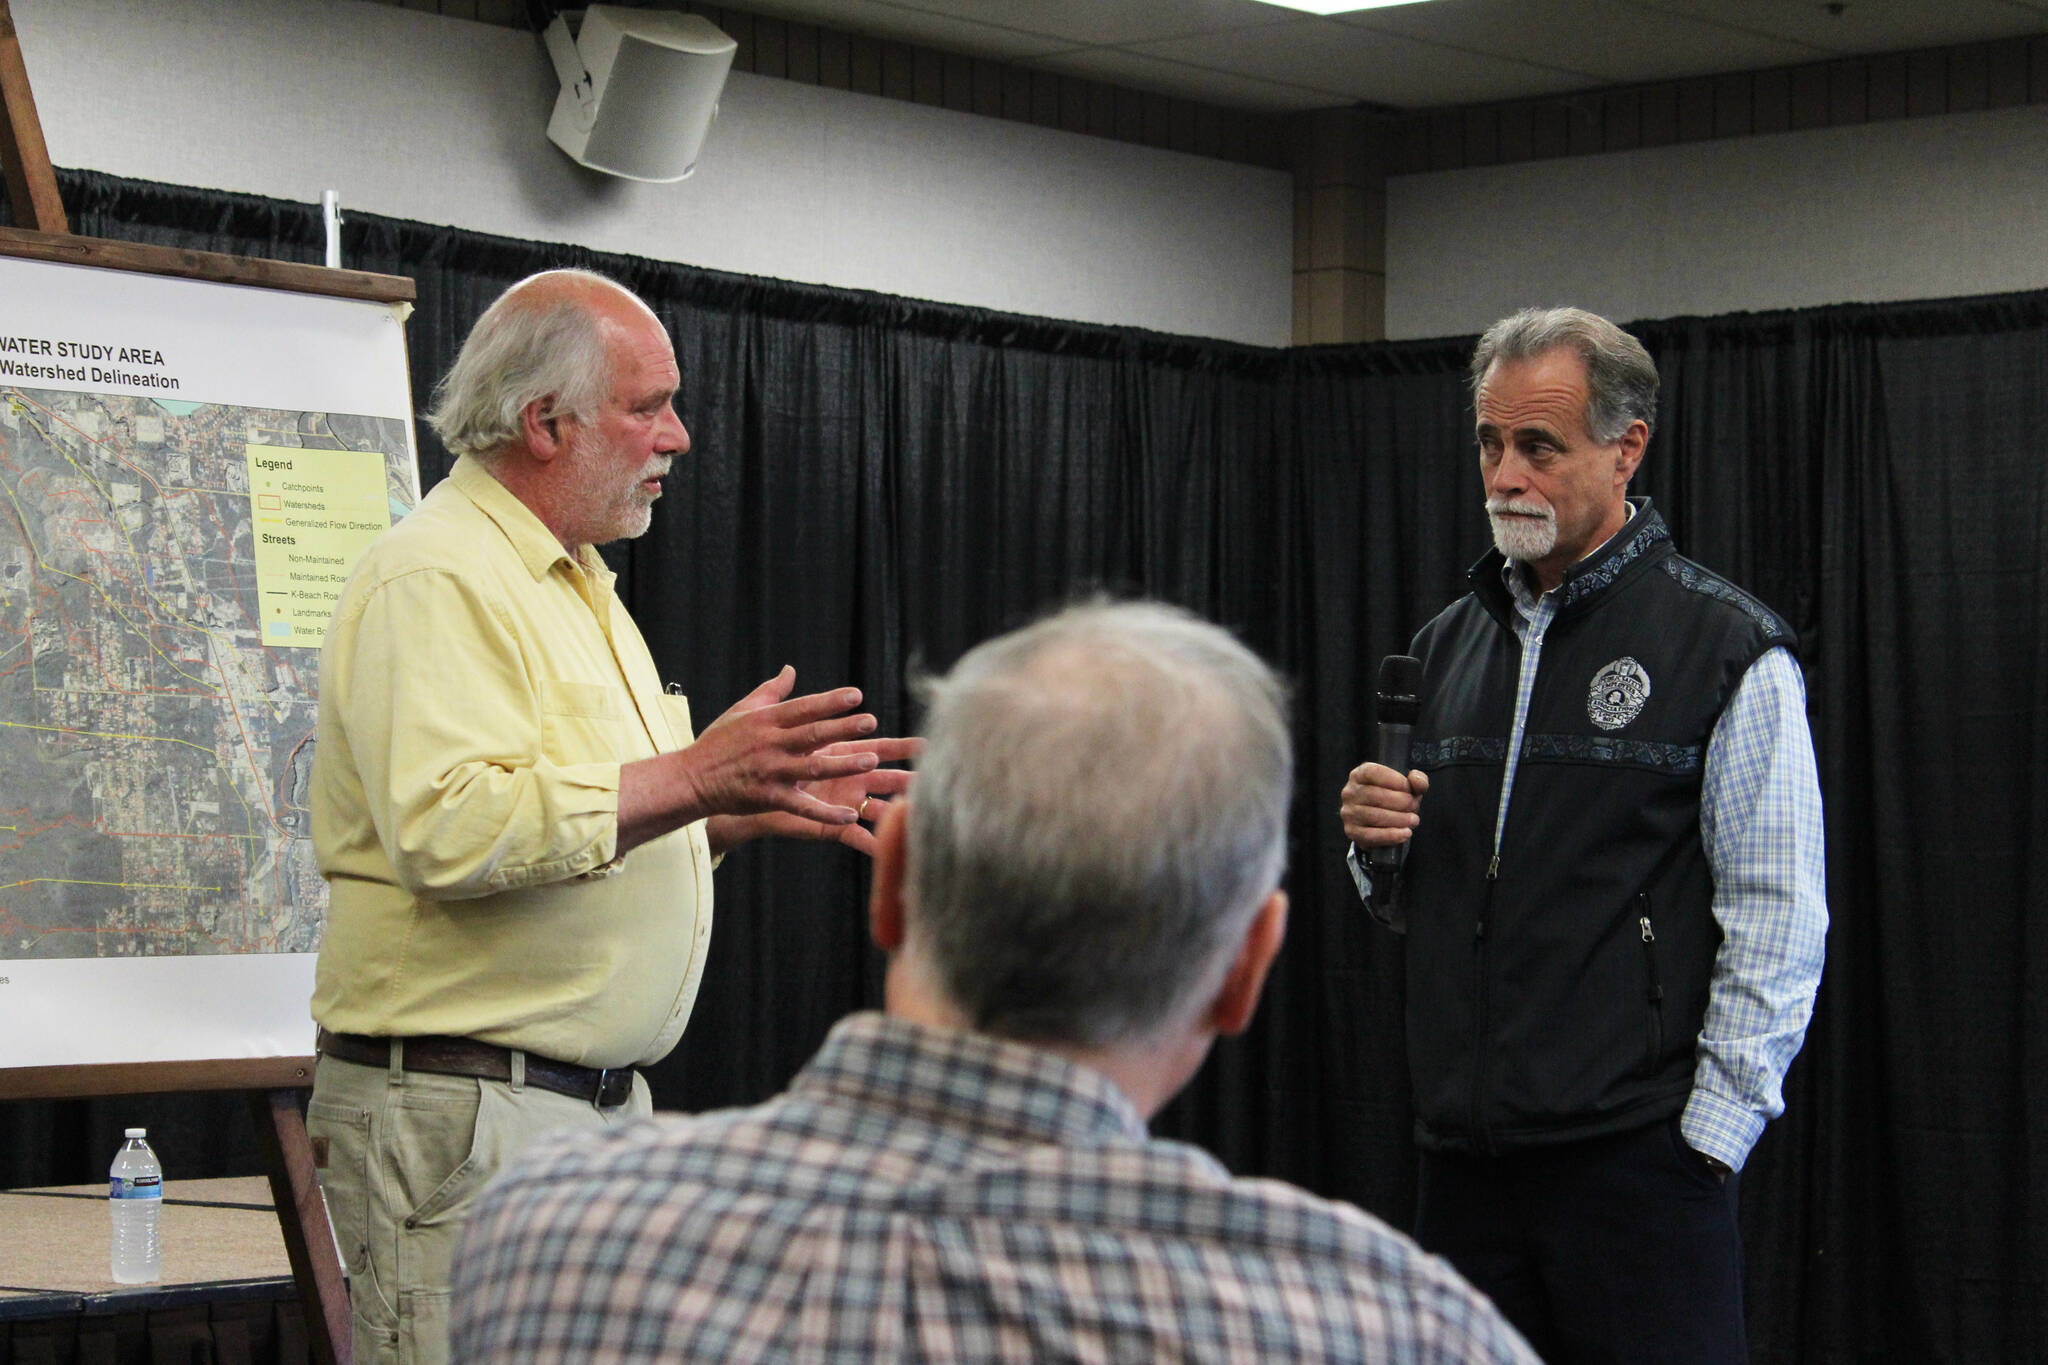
[593,1067,631,1108]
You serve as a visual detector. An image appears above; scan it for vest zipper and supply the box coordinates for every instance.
[1637,892,1664,1076]
[1469,854,1500,1150]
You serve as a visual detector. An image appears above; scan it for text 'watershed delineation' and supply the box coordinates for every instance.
[0,334,179,389]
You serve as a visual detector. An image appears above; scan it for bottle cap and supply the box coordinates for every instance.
[124,1127,146,1138]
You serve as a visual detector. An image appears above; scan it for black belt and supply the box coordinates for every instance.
[316,1030,636,1108]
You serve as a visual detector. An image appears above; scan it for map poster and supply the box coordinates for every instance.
[0,253,418,1070]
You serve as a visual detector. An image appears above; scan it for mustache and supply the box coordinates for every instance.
[1486,498,1553,520]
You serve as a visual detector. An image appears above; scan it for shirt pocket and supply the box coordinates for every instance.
[538,679,627,764]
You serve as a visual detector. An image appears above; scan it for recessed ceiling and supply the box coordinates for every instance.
[730,0,2048,112]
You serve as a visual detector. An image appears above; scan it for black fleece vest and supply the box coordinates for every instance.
[1401,503,1794,1153]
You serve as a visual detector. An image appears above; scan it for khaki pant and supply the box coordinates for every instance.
[306,1048,651,1365]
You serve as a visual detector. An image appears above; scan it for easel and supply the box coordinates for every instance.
[0,7,413,1361]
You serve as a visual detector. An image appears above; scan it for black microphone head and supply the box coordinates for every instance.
[1376,654,1421,724]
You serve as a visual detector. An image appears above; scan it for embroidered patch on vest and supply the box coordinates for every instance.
[1588,657,1651,730]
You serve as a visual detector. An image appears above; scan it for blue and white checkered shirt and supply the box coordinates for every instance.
[1352,523,1827,1171]
[450,1012,1541,1364]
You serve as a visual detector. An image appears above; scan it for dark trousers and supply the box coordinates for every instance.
[1414,1116,1747,1365]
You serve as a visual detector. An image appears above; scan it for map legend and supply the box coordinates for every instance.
[245,445,392,648]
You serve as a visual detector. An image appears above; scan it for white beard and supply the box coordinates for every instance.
[564,429,665,546]
[1487,499,1557,563]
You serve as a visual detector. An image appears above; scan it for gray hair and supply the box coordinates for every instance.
[1470,306,1659,444]
[906,599,1294,1047]
[424,269,623,463]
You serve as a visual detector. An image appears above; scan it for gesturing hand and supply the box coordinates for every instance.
[619,667,894,854]
[715,735,923,857]
[684,666,884,821]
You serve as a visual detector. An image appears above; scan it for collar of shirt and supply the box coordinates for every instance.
[790,1013,1151,1148]
[447,455,616,590]
[1500,498,1644,633]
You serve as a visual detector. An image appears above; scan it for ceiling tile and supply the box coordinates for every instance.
[1633,0,2048,56]
[1027,44,1344,111]
[736,0,1074,59]
[1132,15,1606,108]
[893,0,1292,47]
[1335,0,1822,86]
[740,0,1292,50]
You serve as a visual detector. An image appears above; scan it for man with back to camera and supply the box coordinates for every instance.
[306,268,915,1365]
[1340,307,1827,1363]
[448,599,1540,1364]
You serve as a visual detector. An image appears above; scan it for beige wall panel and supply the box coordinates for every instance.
[1387,104,2048,341]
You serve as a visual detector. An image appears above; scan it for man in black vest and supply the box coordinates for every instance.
[1340,307,1827,1364]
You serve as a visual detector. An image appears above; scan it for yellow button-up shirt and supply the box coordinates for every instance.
[310,457,712,1069]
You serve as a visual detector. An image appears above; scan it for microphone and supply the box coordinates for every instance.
[1366,655,1422,895]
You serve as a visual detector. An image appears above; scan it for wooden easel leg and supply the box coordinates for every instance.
[0,0,70,233]
[251,1088,352,1365]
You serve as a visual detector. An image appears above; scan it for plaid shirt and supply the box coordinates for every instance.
[451,1013,1539,1364]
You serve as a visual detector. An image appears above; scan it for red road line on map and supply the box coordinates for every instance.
[0,813,86,839]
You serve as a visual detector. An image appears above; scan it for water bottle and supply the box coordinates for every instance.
[108,1127,162,1284]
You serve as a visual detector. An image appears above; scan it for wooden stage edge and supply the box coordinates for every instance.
[0,1057,317,1101]
[0,226,415,304]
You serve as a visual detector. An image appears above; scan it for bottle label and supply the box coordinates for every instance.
[110,1176,162,1199]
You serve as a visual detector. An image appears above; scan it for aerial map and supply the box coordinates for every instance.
[0,386,413,961]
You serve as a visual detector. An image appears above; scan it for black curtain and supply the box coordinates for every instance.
[3,170,2044,1363]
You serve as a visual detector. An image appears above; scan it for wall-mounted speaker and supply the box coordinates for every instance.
[544,6,736,183]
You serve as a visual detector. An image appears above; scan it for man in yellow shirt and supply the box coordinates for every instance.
[305,269,911,1365]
